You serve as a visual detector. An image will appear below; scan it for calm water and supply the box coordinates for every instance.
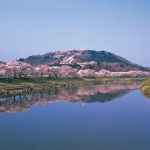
[0,83,150,150]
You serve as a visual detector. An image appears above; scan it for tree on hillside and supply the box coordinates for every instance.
[0,64,12,79]
[48,66,62,78]
[60,66,78,77]
[6,61,34,78]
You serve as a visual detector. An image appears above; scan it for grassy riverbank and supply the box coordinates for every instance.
[141,78,150,94]
[0,77,147,95]
[0,77,146,87]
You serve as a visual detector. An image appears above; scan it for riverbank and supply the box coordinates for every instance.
[141,78,150,94]
[0,77,147,96]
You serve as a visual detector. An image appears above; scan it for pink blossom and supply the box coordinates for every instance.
[77,69,96,77]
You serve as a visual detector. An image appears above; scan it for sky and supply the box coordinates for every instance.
[0,0,150,66]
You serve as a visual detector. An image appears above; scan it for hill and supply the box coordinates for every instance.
[18,50,150,72]
[0,61,6,64]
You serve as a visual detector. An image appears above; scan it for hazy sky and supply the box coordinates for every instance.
[0,0,150,66]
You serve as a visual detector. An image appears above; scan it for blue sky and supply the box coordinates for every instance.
[0,0,150,66]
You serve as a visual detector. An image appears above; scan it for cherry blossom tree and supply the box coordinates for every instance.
[35,65,49,78]
[96,69,111,77]
[1,60,150,79]
[6,61,34,78]
[35,65,62,78]
[48,66,62,78]
[60,65,78,77]
[0,64,12,79]
[77,69,96,77]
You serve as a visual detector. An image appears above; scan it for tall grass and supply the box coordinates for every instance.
[141,78,150,93]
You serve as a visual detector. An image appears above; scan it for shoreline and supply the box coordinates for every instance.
[0,77,147,96]
[141,79,150,95]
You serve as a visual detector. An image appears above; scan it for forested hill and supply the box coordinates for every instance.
[18,50,150,72]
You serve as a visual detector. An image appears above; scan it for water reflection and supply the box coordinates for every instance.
[142,92,150,99]
[0,83,140,113]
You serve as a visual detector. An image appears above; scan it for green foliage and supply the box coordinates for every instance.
[49,63,62,67]
[74,50,129,65]
[0,77,145,89]
[88,64,94,69]
[141,79,150,88]
[18,58,25,61]
[140,78,150,97]
[68,63,81,69]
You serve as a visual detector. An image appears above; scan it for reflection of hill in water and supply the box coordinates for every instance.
[79,91,128,103]
[0,83,140,113]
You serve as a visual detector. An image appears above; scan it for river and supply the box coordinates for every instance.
[0,82,150,150]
